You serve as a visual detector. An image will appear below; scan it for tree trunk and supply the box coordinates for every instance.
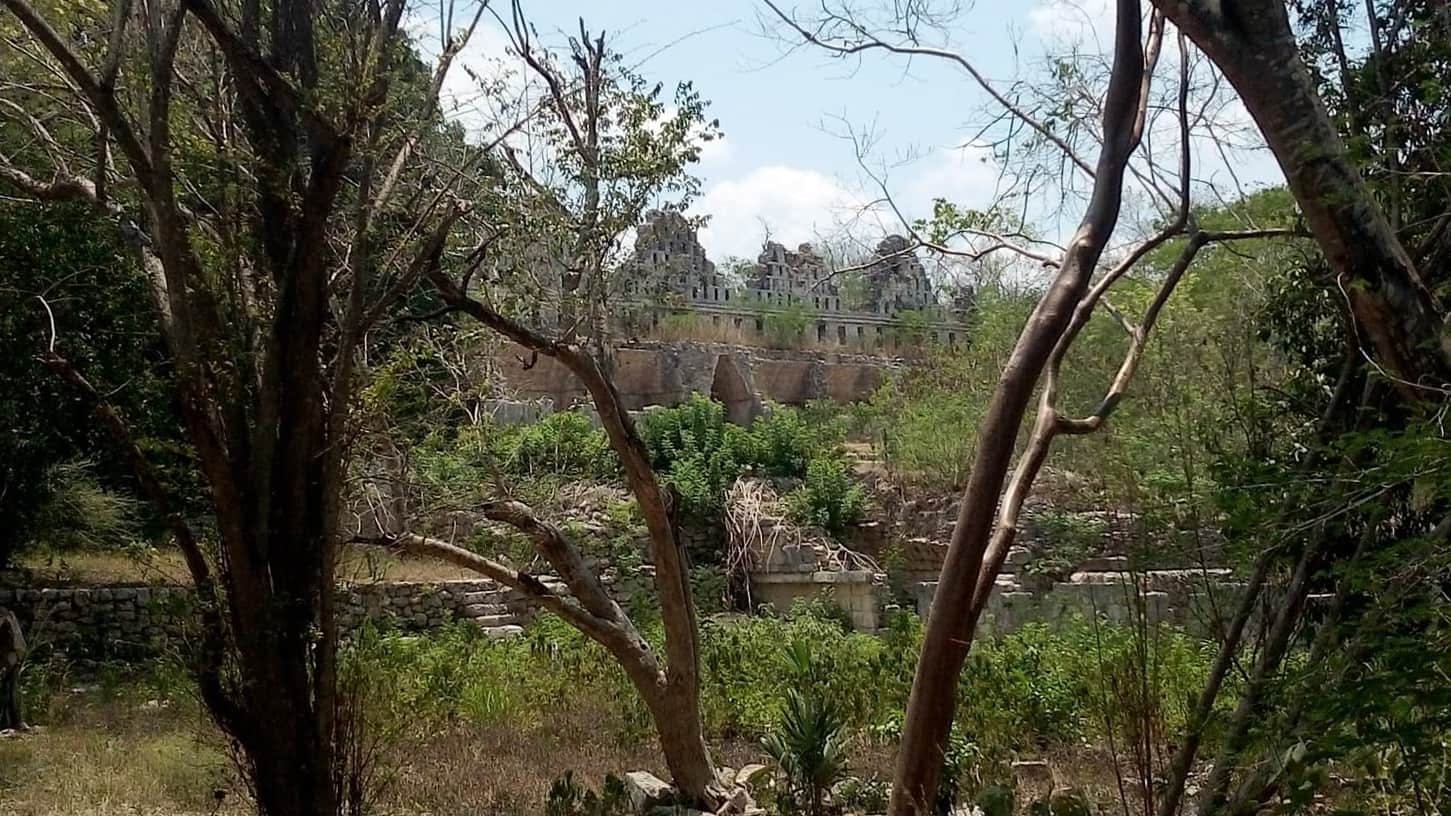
[648,682,723,804]
[888,3,1146,813]
[1152,0,1448,391]
[0,607,24,731]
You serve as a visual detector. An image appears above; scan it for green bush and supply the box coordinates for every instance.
[638,395,851,521]
[507,411,618,478]
[1019,512,1105,580]
[786,459,867,536]
[28,460,144,552]
[267,605,1210,773]
[639,395,754,517]
[751,407,830,477]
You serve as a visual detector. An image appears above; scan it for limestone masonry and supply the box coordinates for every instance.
[622,210,970,349]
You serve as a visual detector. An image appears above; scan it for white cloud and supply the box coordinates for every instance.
[690,145,1002,263]
[1027,0,1116,50]
[899,144,1001,215]
[691,166,871,261]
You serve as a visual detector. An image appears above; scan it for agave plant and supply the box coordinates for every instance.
[763,688,849,816]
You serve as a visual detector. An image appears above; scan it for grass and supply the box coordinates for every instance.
[11,545,484,587]
[0,683,1143,816]
[0,683,236,816]
[0,677,767,816]
[0,613,1223,816]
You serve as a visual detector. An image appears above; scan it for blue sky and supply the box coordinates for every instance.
[432,0,1285,262]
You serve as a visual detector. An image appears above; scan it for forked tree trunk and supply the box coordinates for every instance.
[1152,0,1448,389]
[422,271,725,807]
[887,3,1148,813]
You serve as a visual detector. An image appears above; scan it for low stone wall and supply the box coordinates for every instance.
[913,568,1242,636]
[0,565,1248,658]
[0,584,191,659]
[0,578,538,660]
[750,570,881,631]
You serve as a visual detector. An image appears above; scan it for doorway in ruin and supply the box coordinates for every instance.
[709,353,761,425]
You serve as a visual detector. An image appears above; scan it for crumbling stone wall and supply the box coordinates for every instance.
[490,340,892,412]
[0,579,541,660]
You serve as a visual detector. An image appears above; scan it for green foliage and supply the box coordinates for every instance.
[1021,511,1104,579]
[890,309,935,348]
[973,784,1015,816]
[26,610,1226,809]
[832,776,889,814]
[638,395,849,520]
[546,772,629,816]
[786,459,867,537]
[689,565,730,615]
[955,621,1212,762]
[0,202,188,566]
[762,688,849,816]
[1027,791,1092,816]
[27,460,144,553]
[860,287,1036,492]
[507,411,618,479]
[747,299,819,348]
[640,395,755,517]
[879,544,915,608]
[405,412,621,539]
[935,734,986,816]
[752,406,837,478]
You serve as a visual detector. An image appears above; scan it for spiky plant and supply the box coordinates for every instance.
[763,688,849,816]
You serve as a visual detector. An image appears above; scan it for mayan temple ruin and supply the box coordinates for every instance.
[622,209,970,350]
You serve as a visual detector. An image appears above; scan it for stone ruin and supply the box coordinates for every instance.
[622,209,971,350]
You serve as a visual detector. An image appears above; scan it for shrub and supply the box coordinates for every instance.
[507,411,618,478]
[751,406,831,477]
[786,459,867,536]
[763,688,849,816]
[28,460,143,552]
[639,395,753,517]
[638,395,850,521]
[1022,511,1105,578]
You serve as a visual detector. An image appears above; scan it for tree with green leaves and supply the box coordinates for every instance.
[1,0,495,810]
[766,1,1449,814]
[0,201,183,570]
[348,10,731,807]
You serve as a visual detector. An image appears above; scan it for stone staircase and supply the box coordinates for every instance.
[455,584,527,638]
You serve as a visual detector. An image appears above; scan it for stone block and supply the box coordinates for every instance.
[625,771,675,813]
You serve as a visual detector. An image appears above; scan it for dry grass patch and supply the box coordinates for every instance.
[1,684,772,816]
[12,545,480,587]
[0,696,238,816]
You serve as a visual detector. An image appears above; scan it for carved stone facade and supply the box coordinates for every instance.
[624,209,726,305]
[860,235,936,314]
[625,209,968,349]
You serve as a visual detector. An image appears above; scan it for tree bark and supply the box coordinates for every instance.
[426,273,724,807]
[888,3,1147,813]
[1151,0,1448,393]
[0,607,25,731]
